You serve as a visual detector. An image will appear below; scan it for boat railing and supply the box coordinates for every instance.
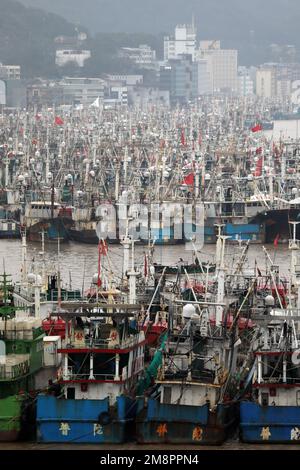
[261,376,300,385]
[47,291,81,302]
[232,209,246,217]
[0,360,30,380]
[66,335,140,350]
[63,368,115,381]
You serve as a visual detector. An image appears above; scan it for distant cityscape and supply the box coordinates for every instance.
[1,21,300,110]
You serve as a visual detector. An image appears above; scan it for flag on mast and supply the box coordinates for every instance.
[182,172,194,186]
[251,124,263,133]
[54,116,64,126]
[274,234,280,247]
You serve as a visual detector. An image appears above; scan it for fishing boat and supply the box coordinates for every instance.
[23,201,73,243]
[136,302,239,444]
[136,235,246,445]
[239,312,300,443]
[36,304,146,443]
[0,272,60,441]
[239,224,300,443]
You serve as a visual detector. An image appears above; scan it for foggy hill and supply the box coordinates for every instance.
[19,0,300,64]
[0,0,79,77]
[19,0,300,42]
[0,0,160,77]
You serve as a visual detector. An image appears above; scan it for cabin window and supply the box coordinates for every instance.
[67,387,75,399]
[261,392,269,406]
[163,386,172,404]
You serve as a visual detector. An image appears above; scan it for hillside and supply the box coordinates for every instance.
[0,0,79,77]
[19,0,300,40]
[2,0,299,77]
[19,0,300,64]
[0,0,162,78]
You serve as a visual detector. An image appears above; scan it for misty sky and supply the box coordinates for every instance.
[18,0,299,41]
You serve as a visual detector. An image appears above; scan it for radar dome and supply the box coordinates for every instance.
[27,273,36,284]
[182,304,196,320]
[265,295,275,307]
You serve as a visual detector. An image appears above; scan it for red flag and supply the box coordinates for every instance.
[274,234,280,247]
[254,156,263,177]
[182,172,194,186]
[99,239,107,255]
[54,116,64,126]
[251,124,263,133]
[181,129,186,146]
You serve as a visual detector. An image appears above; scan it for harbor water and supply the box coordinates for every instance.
[0,239,292,291]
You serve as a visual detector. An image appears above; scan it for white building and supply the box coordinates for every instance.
[120,45,156,66]
[103,75,143,86]
[256,68,277,98]
[164,23,197,61]
[238,66,254,96]
[60,77,105,105]
[196,59,212,94]
[198,42,238,93]
[104,82,128,107]
[128,87,170,109]
[55,50,91,68]
[277,79,292,99]
[0,64,21,80]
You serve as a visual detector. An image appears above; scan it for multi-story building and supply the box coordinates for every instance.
[277,79,292,100]
[27,80,63,108]
[103,75,143,86]
[256,67,277,98]
[55,50,91,68]
[55,31,91,68]
[60,77,105,105]
[119,45,156,67]
[104,81,128,107]
[238,66,255,96]
[198,42,238,93]
[0,64,21,80]
[128,87,170,108]
[164,23,197,61]
[160,55,199,104]
[196,59,212,94]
